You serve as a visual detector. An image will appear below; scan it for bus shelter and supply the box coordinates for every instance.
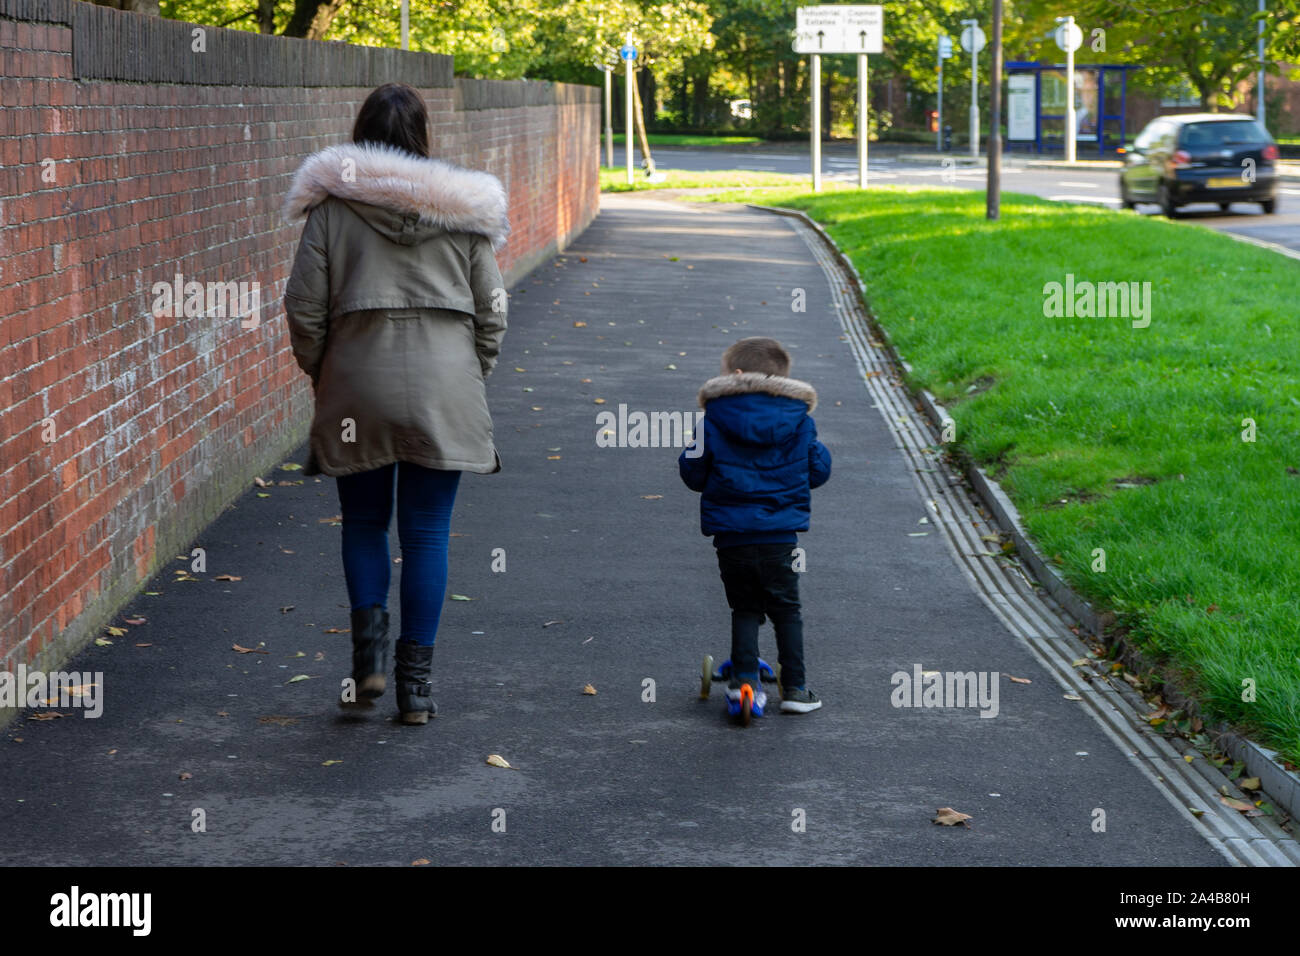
[1003,62,1140,156]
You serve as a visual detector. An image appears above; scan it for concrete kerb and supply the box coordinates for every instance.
[748,201,1300,827]
[897,152,1300,182]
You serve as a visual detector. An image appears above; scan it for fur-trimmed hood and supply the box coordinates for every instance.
[283,142,510,250]
[697,372,818,412]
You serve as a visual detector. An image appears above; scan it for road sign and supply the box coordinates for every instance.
[938,35,953,59]
[794,5,883,54]
[1054,21,1083,52]
[960,24,985,54]
[619,44,637,61]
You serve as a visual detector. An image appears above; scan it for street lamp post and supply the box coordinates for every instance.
[1258,0,1266,127]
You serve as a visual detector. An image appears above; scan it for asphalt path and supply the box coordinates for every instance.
[0,193,1226,866]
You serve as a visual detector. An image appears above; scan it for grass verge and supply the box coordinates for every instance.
[693,184,1300,764]
[600,166,809,193]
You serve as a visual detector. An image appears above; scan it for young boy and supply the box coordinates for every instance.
[679,337,831,716]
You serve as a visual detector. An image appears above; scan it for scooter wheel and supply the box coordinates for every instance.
[740,684,753,727]
[700,655,713,699]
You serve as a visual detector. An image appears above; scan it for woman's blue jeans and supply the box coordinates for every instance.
[336,463,461,646]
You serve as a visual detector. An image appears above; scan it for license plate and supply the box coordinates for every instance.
[1207,177,1242,189]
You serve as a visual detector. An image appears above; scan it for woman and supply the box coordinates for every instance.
[282,83,509,725]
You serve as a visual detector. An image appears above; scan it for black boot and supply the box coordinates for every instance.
[348,604,390,701]
[394,641,436,725]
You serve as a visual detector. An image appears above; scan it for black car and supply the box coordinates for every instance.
[1119,113,1278,217]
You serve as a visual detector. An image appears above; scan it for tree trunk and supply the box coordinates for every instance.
[258,0,276,34]
[283,0,349,40]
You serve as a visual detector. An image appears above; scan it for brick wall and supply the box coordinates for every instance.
[0,0,600,704]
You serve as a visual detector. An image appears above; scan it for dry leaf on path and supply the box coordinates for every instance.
[232,644,268,655]
[286,674,311,684]
[1239,777,1261,791]
[28,712,65,721]
[583,684,597,695]
[1007,675,1032,684]
[1219,795,1254,813]
[486,754,513,769]
[215,574,242,582]
[450,594,473,601]
[933,807,972,827]
[411,858,430,866]
[179,772,192,781]
[322,759,342,766]
[124,617,147,625]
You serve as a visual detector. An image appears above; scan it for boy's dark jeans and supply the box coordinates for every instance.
[716,542,805,690]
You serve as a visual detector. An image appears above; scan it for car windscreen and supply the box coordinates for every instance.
[1180,120,1269,147]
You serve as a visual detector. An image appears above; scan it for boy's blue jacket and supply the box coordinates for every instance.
[678,372,831,541]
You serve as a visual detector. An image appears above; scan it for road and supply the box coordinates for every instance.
[638,143,1300,255]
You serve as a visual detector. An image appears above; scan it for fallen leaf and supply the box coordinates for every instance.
[179,772,193,781]
[280,606,295,614]
[134,643,152,648]
[1219,795,1254,813]
[1007,675,1032,684]
[106,626,127,637]
[593,398,606,404]
[640,494,663,500]
[1205,604,1219,615]
[411,858,431,866]
[216,711,229,718]
[254,476,268,487]
[450,594,473,601]
[94,638,113,647]
[486,754,513,769]
[280,463,302,471]
[123,617,147,625]
[319,516,342,524]
[215,574,242,582]
[286,674,311,684]
[322,759,342,766]
[106,748,116,754]
[933,807,972,827]
[1239,777,1261,791]
[232,644,268,655]
[582,684,597,695]
[1070,658,1091,668]
[323,627,350,634]
[547,455,561,460]
[542,620,562,628]
[1188,807,1205,818]
[313,651,325,662]
[256,493,271,498]
[1063,694,1083,701]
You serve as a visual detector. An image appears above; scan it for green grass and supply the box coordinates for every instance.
[599,166,808,193]
[695,184,1300,763]
[609,133,764,147]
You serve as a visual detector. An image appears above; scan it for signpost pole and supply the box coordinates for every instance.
[1062,17,1076,163]
[987,0,1002,220]
[624,38,634,186]
[604,68,614,167]
[970,42,979,158]
[858,52,868,188]
[811,53,822,192]
[937,43,943,152]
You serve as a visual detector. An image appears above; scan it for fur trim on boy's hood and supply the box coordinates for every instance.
[697,372,818,412]
[283,142,510,249]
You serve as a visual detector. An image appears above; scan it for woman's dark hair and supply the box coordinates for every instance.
[352,83,430,158]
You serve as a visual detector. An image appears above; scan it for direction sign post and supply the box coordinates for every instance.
[937,36,952,152]
[1055,16,1082,163]
[961,21,985,158]
[795,6,883,191]
[620,38,636,185]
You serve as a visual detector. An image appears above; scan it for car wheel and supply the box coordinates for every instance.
[1119,179,1135,210]
[1158,183,1179,219]
[1262,197,1277,214]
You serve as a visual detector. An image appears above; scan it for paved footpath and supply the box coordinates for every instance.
[0,193,1227,866]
